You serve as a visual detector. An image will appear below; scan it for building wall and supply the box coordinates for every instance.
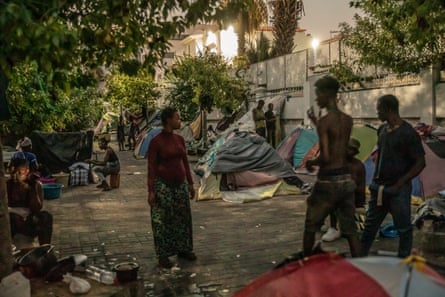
[246,45,444,131]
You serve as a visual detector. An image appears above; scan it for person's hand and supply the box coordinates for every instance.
[307,107,317,125]
[85,159,91,163]
[148,192,156,207]
[189,185,195,200]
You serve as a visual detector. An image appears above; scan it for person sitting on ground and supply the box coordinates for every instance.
[322,137,367,242]
[7,158,53,245]
[86,138,120,191]
[9,137,39,173]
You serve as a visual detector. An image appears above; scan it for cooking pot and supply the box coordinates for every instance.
[113,262,139,283]
[17,245,58,278]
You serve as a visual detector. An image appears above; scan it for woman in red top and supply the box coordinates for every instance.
[147,107,196,268]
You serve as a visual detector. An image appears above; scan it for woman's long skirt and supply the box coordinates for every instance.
[151,180,193,258]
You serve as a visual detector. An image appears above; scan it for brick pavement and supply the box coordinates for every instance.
[41,147,440,297]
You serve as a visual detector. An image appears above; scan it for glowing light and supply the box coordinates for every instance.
[220,25,238,59]
[311,38,320,49]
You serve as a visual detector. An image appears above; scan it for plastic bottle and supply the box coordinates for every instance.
[85,266,115,285]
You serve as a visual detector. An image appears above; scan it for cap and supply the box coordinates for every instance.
[20,137,32,148]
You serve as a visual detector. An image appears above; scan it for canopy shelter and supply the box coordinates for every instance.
[234,253,445,297]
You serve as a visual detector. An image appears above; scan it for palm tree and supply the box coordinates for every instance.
[218,0,269,56]
[272,0,301,56]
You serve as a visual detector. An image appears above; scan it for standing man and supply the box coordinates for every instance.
[128,116,140,150]
[252,100,266,138]
[360,95,425,258]
[303,76,360,257]
[265,103,276,147]
[322,138,367,242]
[117,116,126,151]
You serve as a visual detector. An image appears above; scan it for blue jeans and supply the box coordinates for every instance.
[360,184,412,257]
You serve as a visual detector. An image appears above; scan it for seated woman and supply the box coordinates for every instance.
[87,138,120,191]
[7,158,53,245]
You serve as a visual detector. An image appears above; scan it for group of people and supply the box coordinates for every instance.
[253,100,277,147]
[303,76,425,258]
[5,76,425,268]
[146,76,426,269]
[117,115,140,151]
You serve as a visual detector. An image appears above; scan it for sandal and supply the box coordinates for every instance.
[159,258,173,269]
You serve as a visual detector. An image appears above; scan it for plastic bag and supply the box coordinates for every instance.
[63,273,91,294]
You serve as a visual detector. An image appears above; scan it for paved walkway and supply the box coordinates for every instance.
[42,148,441,297]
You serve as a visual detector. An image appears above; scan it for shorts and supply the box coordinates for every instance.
[304,175,357,235]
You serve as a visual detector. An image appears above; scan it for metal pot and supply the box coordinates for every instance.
[17,244,58,278]
[113,262,139,283]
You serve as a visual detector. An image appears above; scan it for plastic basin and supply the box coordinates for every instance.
[42,183,63,200]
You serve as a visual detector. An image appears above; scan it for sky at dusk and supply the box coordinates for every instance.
[299,0,360,40]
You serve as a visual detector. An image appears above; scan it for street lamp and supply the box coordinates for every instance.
[311,38,319,66]
[329,30,341,65]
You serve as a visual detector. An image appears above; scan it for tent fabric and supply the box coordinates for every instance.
[30,131,94,173]
[175,125,195,143]
[189,112,202,140]
[195,131,302,202]
[417,140,445,197]
[234,253,390,297]
[292,129,319,168]
[276,128,302,164]
[235,253,445,297]
[134,128,162,159]
[351,125,378,161]
[212,132,296,178]
[348,256,445,297]
[224,96,286,133]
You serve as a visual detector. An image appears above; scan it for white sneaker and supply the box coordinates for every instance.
[321,227,341,242]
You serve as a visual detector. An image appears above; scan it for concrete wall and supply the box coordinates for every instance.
[246,46,443,130]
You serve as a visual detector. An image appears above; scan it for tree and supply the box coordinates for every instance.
[106,71,159,114]
[217,0,268,56]
[1,62,103,139]
[168,53,247,121]
[0,0,222,280]
[341,0,445,123]
[246,32,273,64]
[0,0,221,78]
[272,0,300,56]
[342,0,445,73]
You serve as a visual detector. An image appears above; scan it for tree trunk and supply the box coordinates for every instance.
[237,12,247,56]
[0,138,14,279]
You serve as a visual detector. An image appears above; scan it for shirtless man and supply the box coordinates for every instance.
[303,76,360,257]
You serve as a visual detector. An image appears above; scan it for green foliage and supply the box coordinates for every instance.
[246,32,272,64]
[329,61,360,86]
[343,0,445,73]
[0,0,221,80]
[215,0,268,55]
[2,63,103,137]
[106,71,158,113]
[272,0,299,56]
[168,53,247,121]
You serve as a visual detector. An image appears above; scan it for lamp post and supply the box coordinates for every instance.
[329,30,341,65]
[311,38,319,67]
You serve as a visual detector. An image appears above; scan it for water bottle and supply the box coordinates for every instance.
[85,266,115,285]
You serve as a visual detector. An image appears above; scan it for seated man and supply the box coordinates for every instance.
[7,158,53,245]
[86,138,120,191]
